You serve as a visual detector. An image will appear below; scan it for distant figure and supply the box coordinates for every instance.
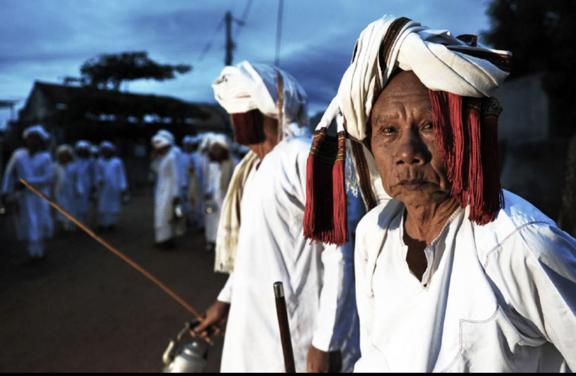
[1,125,54,261]
[95,141,127,233]
[73,140,95,224]
[203,134,234,252]
[53,144,77,232]
[151,131,183,249]
[182,135,202,228]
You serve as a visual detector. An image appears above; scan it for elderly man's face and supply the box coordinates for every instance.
[370,71,451,207]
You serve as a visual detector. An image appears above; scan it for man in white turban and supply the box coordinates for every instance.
[202,133,234,252]
[73,140,95,225]
[193,61,360,372]
[1,125,54,260]
[150,131,182,248]
[53,144,77,232]
[95,141,127,232]
[304,15,576,372]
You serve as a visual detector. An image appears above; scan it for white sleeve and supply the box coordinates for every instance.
[26,155,54,188]
[311,242,354,352]
[1,151,19,194]
[217,273,234,303]
[487,222,576,370]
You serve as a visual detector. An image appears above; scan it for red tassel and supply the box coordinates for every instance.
[429,90,502,225]
[303,129,348,245]
[231,110,265,145]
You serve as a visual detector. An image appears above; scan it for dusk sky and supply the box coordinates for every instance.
[0,0,493,128]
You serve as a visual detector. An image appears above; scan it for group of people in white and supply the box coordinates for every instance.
[1,130,128,260]
[2,13,575,373]
[149,129,238,250]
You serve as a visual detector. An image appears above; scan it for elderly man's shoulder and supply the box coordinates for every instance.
[475,190,575,264]
[356,199,403,238]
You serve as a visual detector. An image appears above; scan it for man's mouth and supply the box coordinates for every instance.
[398,179,429,189]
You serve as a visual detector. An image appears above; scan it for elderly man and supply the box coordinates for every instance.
[53,144,77,233]
[194,61,360,373]
[150,131,182,249]
[305,15,576,372]
[1,125,54,260]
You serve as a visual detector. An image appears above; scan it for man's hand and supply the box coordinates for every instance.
[192,300,230,340]
[307,345,342,373]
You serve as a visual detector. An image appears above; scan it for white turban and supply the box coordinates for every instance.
[56,144,73,156]
[22,125,50,141]
[209,134,230,150]
[75,140,91,150]
[333,15,511,141]
[151,132,173,149]
[212,61,308,137]
[100,141,115,151]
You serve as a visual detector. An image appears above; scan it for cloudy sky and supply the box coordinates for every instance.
[0,0,493,128]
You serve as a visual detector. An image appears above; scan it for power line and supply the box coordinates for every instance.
[197,16,225,62]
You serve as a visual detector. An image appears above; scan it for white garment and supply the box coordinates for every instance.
[151,149,180,242]
[1,148,54,256]
[96,157,127,226]
[73,157,94,223]
[354,191,576,372]
[189,151,205,225]
[217,136,358,372]
[53,162,77,227]
[204,159,234,244]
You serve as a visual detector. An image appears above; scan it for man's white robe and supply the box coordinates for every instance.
[204,159,233,244]
[53,161,77,229]
[354,191,576,372]
[152,149,180,243]
[73,157,94,223]
[217,136,358,372]
[95,157,127,226]
[1,148,54,256]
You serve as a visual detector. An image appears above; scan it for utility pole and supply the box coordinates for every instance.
[225,11,234,66]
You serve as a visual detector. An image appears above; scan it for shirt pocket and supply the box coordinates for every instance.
[442,305,546,372]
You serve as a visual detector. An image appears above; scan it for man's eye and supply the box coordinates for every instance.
[380,127,396,136]
[421,123,433,131]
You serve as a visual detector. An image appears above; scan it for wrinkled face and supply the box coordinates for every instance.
[370,71,451,207]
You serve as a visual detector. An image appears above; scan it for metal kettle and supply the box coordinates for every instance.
[162,321,209,373]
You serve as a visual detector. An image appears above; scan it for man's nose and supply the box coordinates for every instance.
[395,130,429,166]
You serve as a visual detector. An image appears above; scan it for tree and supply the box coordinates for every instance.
[481,0,576,135]
[78,51,191,91]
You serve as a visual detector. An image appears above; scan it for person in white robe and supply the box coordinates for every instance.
[150,132,182,249]
[53,144,77,232]
[95,141,127,232]
[202,134,234,252]
[73,140,95,224]
[182,135,205,229]
[308,15,576,372]
[1,125,54,259]
[194,61,360,372]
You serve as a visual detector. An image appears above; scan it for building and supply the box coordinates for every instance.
[8,81,231,187]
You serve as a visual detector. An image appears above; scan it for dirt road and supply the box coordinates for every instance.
[0,189,227,372]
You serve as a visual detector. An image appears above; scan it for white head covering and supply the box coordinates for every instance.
[90,145,99,155]
[99,141,115,151]
[151,131,173,149]
[56,144,73,156]
[182,135,195,145]
[212,61,308,138]
[22,125,50,141]
[327,15,511,141]
[209,134,230,150]
[75,140,91,150]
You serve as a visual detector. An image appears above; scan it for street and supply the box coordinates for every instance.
[0,188,227,372]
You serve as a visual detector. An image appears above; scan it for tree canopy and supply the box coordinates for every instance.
[77,51,191,91]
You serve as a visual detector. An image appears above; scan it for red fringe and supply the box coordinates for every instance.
[231,110,265,145]
[303,129,348,245]
[428,90,502,225]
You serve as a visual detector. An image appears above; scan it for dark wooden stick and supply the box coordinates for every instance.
[273,281,295,373]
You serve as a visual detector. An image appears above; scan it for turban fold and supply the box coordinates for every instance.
[75,140,91,150]
[212,61,308,139]
[23,125,50,141]
[304,15,512,244]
